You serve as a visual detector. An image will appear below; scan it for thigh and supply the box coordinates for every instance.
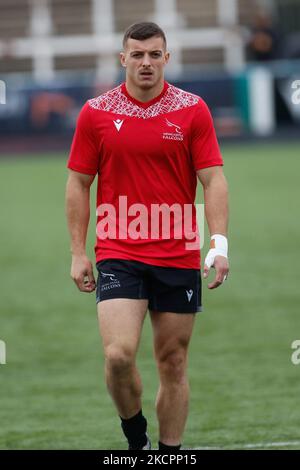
[149,310,196,360]
[97,298,148,355]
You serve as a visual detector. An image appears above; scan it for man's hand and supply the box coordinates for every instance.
[203,234,229,289]
[203,255,229,289]
[70,254,96,293]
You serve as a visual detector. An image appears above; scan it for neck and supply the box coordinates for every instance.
[125,79,165,103]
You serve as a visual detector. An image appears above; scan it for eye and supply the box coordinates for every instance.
[151,52,162,58]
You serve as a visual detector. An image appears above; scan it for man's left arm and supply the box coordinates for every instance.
[197,165,229,289]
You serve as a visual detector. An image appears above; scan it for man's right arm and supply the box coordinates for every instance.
[65,169,96,293]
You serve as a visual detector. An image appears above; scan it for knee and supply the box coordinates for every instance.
[105,344,135,375]
[156,349,187,384]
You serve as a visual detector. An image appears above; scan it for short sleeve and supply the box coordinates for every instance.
[67,102,99,175]
[191,99,223,171]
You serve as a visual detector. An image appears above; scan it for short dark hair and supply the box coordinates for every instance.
[123,22,167,49]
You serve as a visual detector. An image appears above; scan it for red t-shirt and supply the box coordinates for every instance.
[68,81,223,269]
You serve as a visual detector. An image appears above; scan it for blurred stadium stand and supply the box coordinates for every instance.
[0,0,299,152]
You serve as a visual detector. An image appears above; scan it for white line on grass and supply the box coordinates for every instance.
[192,440,300,450]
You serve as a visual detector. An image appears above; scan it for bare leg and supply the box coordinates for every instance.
[150,311,196,446]
[97,298,148,418]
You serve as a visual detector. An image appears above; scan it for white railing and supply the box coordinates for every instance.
[0,0,246,81]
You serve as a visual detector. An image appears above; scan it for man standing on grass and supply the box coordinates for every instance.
[66,22,229,450]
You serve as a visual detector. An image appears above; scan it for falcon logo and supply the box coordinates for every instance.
[100,271,121,291]
[186,289,193,302]
[163,119,184,141]
[100,271,116,281]
[113,119,124,131]
[165,118,181,133]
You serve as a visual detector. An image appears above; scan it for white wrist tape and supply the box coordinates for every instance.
[204,234,228,269]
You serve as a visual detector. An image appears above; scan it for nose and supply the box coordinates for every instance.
[142,53,151,67]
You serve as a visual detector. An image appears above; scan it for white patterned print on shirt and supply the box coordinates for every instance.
[88,84,199,119]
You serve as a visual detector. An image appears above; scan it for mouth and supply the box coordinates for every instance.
[139,71,153,79]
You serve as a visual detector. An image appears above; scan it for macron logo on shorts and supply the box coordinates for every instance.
[186,289,193,302]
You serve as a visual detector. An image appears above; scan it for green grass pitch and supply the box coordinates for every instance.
[0,142,299,450]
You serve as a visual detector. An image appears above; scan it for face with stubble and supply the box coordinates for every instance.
[120,36,170,92]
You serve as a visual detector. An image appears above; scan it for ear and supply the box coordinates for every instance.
[120,52,126,68]
[164,51,170,65]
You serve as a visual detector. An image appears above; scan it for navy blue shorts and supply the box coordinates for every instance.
[96,258,202,314]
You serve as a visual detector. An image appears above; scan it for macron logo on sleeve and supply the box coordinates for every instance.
[113,119,124,132]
